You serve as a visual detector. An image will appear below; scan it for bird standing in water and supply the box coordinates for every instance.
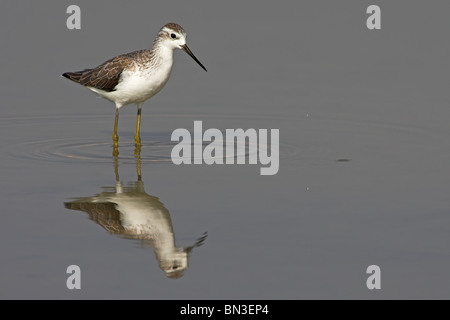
[62,23,207,148]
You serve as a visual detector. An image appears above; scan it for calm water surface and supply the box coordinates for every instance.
[1,1,450,299]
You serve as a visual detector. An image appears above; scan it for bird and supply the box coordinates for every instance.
[64,153,207,279]
[62,22,207,148]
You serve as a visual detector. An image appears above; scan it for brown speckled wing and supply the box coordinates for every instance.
[63,50,147,92]
[64,201,126,234]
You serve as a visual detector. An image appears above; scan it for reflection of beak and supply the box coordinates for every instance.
[181,44,207,72]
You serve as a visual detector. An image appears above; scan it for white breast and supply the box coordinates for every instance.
[115,196,173,236]
[89,50,174,107]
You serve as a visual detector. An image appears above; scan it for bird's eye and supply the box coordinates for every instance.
[171,33,177,39]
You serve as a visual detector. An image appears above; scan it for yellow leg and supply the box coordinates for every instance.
[112,108,120,157]
[113,108,120,145]
[134,103,143,147]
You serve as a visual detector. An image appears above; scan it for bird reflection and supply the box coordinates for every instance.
[64,147,207,279]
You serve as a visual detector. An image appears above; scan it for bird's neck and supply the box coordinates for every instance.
[151,39,174,64]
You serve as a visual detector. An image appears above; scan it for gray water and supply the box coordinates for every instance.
[1,0,450,299]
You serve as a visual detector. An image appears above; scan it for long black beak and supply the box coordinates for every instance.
[181,44,207,72]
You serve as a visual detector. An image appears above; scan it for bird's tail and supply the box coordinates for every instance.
[62,70,91,83]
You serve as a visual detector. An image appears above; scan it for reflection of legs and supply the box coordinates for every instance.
[113,154,120,182]
[134,102,143,147]
[134,143,141,160]
[113,148,123,193]
[135,147,142,181]
[113,143,119,158]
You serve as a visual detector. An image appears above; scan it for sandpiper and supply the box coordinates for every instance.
[64,155,207,279]
[62,22,207,147]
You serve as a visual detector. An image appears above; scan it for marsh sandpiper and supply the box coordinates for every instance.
[62,22,207,148]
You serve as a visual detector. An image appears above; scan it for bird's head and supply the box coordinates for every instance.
[157,23,207,72]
